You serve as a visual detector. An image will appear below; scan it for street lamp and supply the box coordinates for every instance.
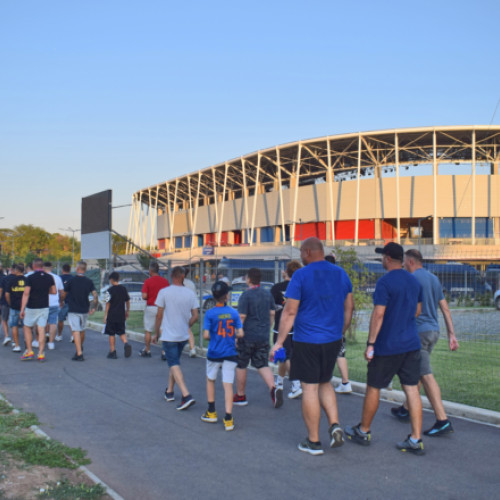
[59,227,80,268]
[417,216,432,252]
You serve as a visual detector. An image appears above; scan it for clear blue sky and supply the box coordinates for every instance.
[1,0,499,237]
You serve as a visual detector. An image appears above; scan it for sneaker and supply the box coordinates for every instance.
[396,435,425,455]
[11,341,15,347]
[391,405,410,422]
[32,340,39,348]
[161,351,167,361]
[12,346,21,353]
[164,391,175,402]
[37,353,46,362]
[201,410,218,423]
[345,424,371,446]
[176,396,196,411]
[139,349,152,358]
[424,420,454,437]
[298,438,324,456]
[55,335,63,342]
[72,353,84,361]
[288,381,303,399]
[271,386,284,409]
[21,350,34,361]
[124,343,132,358]
[275,376,284,389]
[189,348,197,358]
[233,394,248,406]
[107,350,117,359]
[3,337,12,346]
[335,382,352,394]
[328,423,345,448]
[223,416,235,431]
[47,342,55,350]
[70,337,74,343]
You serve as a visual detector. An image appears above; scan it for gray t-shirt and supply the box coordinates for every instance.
[238,286,275,342]
[413,268,444,333]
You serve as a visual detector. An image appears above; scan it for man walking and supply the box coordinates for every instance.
[63,260,98,361]
[154,266,199,410]
[272,238,353,455]
[141,261,169,357]
[43,262,64,350]
[4,264,26,352]
[391,249,459,436]
[57,263,73,341]
[345,242,425,455]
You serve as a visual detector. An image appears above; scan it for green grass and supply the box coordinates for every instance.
[336,331,500,412]
[38,479,107,499]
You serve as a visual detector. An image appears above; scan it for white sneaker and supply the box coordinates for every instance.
[32,340,39,348]
[3,337,12,346]
[335,382,352,394]
[55,335,63,342]
[288,381,303,399]
[11,341,15,347]
[275,377,284,389]
[189,348,197,358]
[12,345,21,352]
[47,342,55,350]
[70,337,74,343]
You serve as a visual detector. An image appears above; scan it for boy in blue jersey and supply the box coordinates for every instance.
[201,281,243,431]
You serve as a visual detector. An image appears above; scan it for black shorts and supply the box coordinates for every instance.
[104,321,126,336]
[272,332,293,361]
[236,339,269,370]
[367,350,421,388]
[290,339,342,384]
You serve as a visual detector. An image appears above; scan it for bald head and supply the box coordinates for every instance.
[300,237,325,265]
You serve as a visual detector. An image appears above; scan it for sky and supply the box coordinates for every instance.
[1,0,499,239]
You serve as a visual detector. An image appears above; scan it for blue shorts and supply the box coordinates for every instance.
[9,309,23,328]
[58,303,69,322]
[48,306,59,325]
[162,340,188,367]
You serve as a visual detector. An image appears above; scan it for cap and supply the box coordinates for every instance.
[211,280,232,299]
[375,242,404,261]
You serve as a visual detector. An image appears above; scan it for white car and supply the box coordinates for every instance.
[494,290,500,310]
[99,282,146,311]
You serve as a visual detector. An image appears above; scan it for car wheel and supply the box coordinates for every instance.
[203,298,215,311]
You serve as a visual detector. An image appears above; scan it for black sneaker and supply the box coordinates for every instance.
[176,396,195,411]
[328,423,345,448]
[72,353,84,361]
[345,424,371,446]
[124,343,132,358]
[424,420,454,437]
[164,391,175,402]
[298,438,324,456]
[391,405,410,422]
[272,386,284,409]
[396,435,425,455]
[139,349,152,358]
[107,350,117,359]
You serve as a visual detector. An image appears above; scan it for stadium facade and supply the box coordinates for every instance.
[127,126,500,262]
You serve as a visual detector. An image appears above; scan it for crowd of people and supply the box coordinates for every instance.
[0,237,458,456]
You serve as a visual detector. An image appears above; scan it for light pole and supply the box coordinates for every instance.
[417,215,432,252]
[59,227,80,268]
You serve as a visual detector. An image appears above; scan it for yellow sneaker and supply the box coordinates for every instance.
[223,416,234,431]
[201,410,218,423]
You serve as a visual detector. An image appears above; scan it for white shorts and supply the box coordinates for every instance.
[23,308,49,328]
[68,313,88,332]
[143,306,158,332]
[206,360,237,384]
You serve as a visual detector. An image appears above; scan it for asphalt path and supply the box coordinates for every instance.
[0,327,498,500]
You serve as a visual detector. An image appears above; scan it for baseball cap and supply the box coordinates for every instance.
[211,280,232,299]
[375,242,404,261]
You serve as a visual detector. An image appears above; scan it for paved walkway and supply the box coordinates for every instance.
[0,327,498,500]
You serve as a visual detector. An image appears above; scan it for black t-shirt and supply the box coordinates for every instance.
[7,275,26,311]
[106,285,130,323]
[65,275,96,313]
[270,280,293,333]
[0,274,8,306]
[26,271,55,309]
[60,273,73,304]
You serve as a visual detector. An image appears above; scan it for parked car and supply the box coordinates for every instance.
[494,290,500,310]
[98,282,146,311]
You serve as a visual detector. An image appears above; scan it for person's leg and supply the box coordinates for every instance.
[81,330,86,347]
[166,370,176,393]
[301,382,321,442]
[23,325,33,351]
[402,384,422,440]
[188,328,195,350]
[223,381,233,415]
[144,330,152,352]
[421,373,446,420]
[318,381,339,425]
[337,357,349,384]
[48,323,57,344]
[73,331,83,355]
[109,335,116,352]
[235,368,247,396]
[36,325,46,355]
[169,365,189,397]
[11,325,19,347]
[359,386,380,432]
[258,366,275,390]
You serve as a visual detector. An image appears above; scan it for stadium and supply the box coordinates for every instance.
[126,125,500,265]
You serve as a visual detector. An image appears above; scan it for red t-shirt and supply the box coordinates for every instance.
[142,275,169,305]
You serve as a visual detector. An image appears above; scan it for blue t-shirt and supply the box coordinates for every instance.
[373,269,422,355]
[413,268,444,333]
[203,304,243,360]
[285,260,352,344]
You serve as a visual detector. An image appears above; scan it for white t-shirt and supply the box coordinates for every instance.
[48,272,64,308]
[183,278,196,293]
[155,285,199,342]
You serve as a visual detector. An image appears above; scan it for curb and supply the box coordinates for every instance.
[0,394,124,500]
[88,322,500,427]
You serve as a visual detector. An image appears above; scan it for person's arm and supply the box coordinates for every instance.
[366,304,386,361]
[203,328,210,340]
[438,298,459,351]
[235,327,244,338]
[4,291,11,306]
[125,300,130,319]
[104,301,110,323]
[89,290,98,316]
[343,292,354,334]
[154,306,164,343]
[20,286,31,318]
[271,298,299,357]
[189,308,199,328]
[415,302,422,318]
[269,309,275,328]
[49,284,57,296]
